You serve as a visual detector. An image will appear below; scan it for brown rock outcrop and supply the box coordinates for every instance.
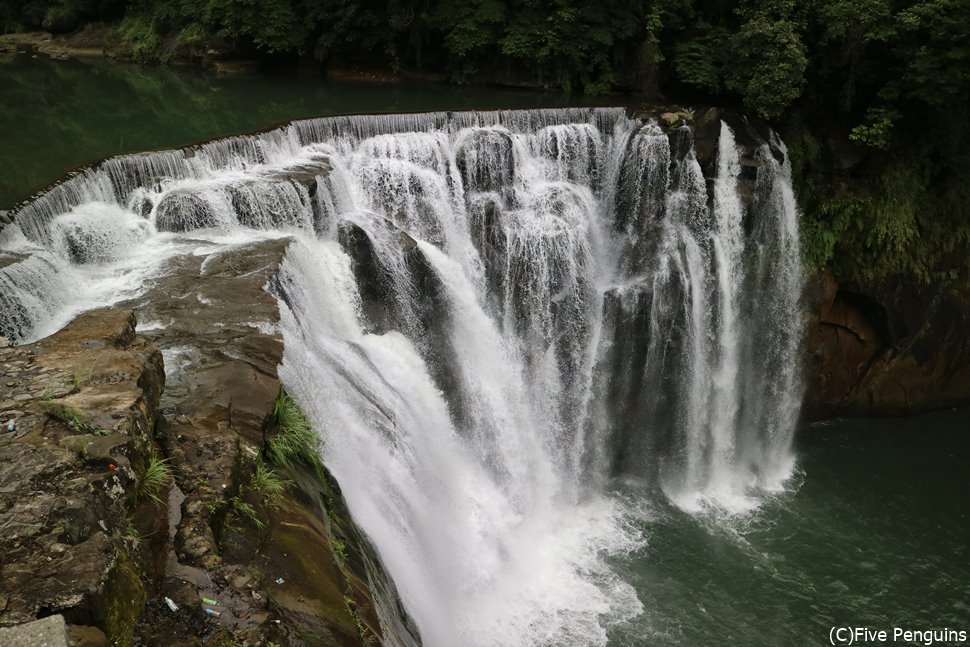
[1,238,390,646]
[803,269,970,418]
[0,308,164,645]
[118,237,383,646]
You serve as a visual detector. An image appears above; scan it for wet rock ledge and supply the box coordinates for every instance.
[0,309,163,645]
[0,238,385,647]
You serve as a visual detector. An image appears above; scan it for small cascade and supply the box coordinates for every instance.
[0,245,74,341]
[0,107,805,647]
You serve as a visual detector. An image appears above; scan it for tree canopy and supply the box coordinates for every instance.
[4,0,966,126]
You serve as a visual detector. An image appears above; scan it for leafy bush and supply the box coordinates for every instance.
[174,22,206,48]
[672,26,730,95]
[116,15,163,63]
[724,2,807,118]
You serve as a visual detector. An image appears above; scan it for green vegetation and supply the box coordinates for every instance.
[331,536,348,564]
[43,401,98,432]
[211,490,266,531]
[116,14,164,63]
[207,393,312,540]
[251,459,291,509]
[123,518,141,540]
[215,494,265,530]
[63,368,89,389]
[210,460,290,534]
[342,592,376,646]
[1,0,962,104]
[267,391,322,474]
[67,437,90,456]
[137,452,171,505]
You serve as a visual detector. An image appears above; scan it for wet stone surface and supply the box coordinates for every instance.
[0,309,163,645]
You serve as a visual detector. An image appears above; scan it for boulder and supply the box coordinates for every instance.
[659,110,693,129]
[0,614,70,647]
[456,129,515,193]
[154,191,218,232]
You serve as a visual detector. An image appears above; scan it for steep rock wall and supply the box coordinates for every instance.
[803,269,970,418]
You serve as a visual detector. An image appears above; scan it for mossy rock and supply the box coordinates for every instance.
[94,550,147,646]
[659,111,693,129]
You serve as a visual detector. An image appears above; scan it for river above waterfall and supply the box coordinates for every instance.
[0,53,596,209]
[1,55,967,647]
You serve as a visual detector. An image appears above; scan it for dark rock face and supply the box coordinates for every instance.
[468,197,508,310]
[129,193,154,220]
[456,129,515,193]
[338,221,394,333]
[803,270,970,418]
[154,190,219,232]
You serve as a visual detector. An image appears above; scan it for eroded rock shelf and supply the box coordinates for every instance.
[0,238,383,647]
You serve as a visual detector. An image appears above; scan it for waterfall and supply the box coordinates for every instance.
[0,107,804,646]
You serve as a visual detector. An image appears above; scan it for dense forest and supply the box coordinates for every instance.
[2,0,969,283]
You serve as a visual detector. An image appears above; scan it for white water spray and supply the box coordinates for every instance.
[0,108,804,646]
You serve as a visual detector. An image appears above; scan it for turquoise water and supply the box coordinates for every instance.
[0,52,595,208]
[609,409,970,646]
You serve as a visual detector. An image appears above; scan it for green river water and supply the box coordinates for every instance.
[0,53,595,209]
[610,410,970,646]
[1,51,967,647]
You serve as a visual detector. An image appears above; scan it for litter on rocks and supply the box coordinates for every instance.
[203,608,221,617]
[201,597,219,606]
[5,419,14,433]
[275,577,285,585]
[164,597,179,612]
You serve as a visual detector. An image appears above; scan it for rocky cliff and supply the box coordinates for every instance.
[0,238,385,646]
[803,269,970,418]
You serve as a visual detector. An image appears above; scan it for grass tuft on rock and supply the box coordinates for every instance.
[267,391,322,474]
[43,402,91,431]
[43,402,110,434]
[138,453,172,506]
[251,459,291,509]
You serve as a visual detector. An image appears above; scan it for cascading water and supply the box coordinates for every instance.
[0,107,804,646]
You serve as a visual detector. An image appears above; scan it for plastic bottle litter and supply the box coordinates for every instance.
[5,419,14,433]
[201,597,218,606]
[163,597,179,612]
[203,608,221,617]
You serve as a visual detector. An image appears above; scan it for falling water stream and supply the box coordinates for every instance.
[0,108,806,646]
